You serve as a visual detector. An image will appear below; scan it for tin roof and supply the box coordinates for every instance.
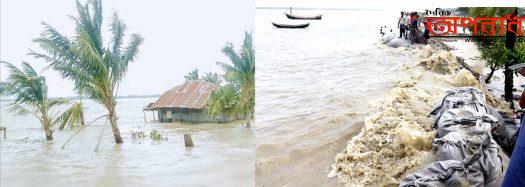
[150,80,221,110]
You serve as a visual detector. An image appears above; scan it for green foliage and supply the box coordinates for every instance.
[184,68,199,81]
[31,0,143,106]
[150,129,167,141]
[206,32,254,119]
[184,68,222,84]
[206,84,240,116]
[29,0,143,143]
[466,8,525,69]
[56,100,85,130]
[203,71,223,84]
[0,61,77,137]
[131,129,146,138]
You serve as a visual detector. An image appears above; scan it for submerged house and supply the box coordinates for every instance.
[148,80,238,123]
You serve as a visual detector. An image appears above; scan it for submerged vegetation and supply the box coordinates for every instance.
[206,32,255,126]
[30,0,144,143]
[130,129,146,138]
[0,62,84,140]
[130,129,167,141]
[150,129,168,141]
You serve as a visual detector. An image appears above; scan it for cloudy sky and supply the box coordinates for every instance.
[1,0,254,97]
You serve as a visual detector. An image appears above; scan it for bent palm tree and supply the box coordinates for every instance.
[0,62,70,140]
[216,32,255,127]
[30,0,144,143]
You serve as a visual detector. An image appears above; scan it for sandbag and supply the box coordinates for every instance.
[387,38,411,48]
[430,87,488,129]
[400,160,484,187]
[435,108,497,138]
[402,87,504,187]
[402,138,502,186]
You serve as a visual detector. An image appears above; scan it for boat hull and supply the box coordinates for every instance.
[272,22,310,29]
[285,13,322,20]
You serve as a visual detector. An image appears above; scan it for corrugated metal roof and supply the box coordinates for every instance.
[150,80,221,110]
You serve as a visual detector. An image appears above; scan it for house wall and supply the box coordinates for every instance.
[157,108,241,123]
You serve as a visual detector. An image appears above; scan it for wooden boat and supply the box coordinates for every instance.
[272,22,310,29]
[285,13,322,20]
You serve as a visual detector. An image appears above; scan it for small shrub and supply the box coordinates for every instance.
[150,129,168,141]
[131,129,146,138]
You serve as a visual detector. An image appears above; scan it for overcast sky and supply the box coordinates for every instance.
[1,0,254,97]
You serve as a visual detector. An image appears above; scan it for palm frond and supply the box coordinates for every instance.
[184,68,199,81]
[113,33,143,83]
[46,98,69,110]
[109,12,126,55]
[55,101,85,130]
[209,32,255,118]
[1,61,48,106]
[6,102,40,120]
[21,61,38,77]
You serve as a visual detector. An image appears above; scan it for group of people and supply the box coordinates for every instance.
[397,11,430,44]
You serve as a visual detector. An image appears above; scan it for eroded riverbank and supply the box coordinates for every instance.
[331,40,512,186]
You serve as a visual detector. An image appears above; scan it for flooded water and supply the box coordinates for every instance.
[0,98,254,186]
[254,8,418,186]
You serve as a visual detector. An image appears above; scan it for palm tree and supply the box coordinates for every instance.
[203,71,223,84]
[29,0,144,143]
[216,32,255,127]
[0,62,71,140]
[184,68,199,81]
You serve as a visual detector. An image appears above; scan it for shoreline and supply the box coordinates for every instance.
[330,38,512,186]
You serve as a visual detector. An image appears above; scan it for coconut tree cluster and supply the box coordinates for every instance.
[206,32,255,127]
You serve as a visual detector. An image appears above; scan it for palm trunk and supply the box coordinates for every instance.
[43,117,53,140]
[80,109,85,126]
[245,111,252,128]
[40,106,53,141]
[108,105,123,144]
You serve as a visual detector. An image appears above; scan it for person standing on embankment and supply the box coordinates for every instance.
[398,12,406,39]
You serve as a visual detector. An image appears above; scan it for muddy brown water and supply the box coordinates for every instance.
[255,8,414,186]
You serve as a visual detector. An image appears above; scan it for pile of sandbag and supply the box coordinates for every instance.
[400,87,505,187]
